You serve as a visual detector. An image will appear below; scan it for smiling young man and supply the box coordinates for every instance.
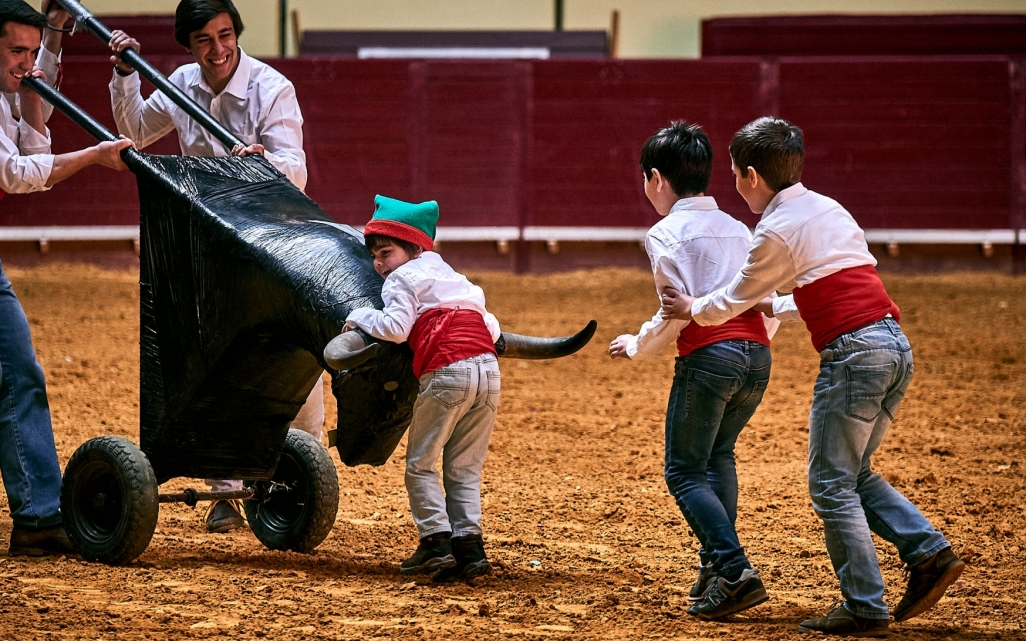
[108,0,319,534]
[0,0,133,557]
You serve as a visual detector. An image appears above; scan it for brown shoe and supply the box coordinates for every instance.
[892,547,965,622]
[205,500,246,533]
[8,524,76,557]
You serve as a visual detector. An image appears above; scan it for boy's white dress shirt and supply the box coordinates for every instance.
[0,48,64,194]
[627,197,778,359]
[110,48,307,189]
[690,183,879,326]
[346,251,501,344]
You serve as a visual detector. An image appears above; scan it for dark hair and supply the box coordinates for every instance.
[729,117,804,192]
[639,121,713,197]
[364,234,422,256]
[0,0,47,39]
[174,0,244,48]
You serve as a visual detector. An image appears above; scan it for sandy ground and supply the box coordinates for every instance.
[0,264,1023,640]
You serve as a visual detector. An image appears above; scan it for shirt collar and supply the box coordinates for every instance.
[667,196,718,215]
[762,182,807,217]
[191,47,252,99]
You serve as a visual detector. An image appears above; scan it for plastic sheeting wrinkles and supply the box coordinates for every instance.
[136,153,417,483]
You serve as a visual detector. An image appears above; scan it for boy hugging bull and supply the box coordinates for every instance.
[341,196,501,583]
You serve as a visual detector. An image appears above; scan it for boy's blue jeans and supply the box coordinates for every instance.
[664,339,771,579]
[809,318,948,620]
[0,261,63,529]
[405,354,500,540]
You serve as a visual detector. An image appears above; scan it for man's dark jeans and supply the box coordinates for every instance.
[664,339,771,578]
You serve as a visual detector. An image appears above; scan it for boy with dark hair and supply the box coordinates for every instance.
[108,0,318,533]
[0,0,133,556]
[610,121,777,619]
[344,195,502,582]
[662,116,963,637]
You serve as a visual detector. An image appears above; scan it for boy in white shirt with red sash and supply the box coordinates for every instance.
[662,117,963,637]
[344,195,501,582]
[610,121,776,620]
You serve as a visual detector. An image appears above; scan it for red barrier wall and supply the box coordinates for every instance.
[5,57,1024,237]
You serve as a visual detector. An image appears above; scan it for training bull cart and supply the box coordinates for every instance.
[35,1,596,566]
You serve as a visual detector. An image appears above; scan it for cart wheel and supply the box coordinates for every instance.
[61,436,159,565]
[244,429,339,553]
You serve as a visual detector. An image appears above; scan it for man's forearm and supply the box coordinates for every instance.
[46,147,99,186]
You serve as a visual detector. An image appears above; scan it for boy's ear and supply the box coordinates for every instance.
[650,168,665,191]
[745,166,761,188]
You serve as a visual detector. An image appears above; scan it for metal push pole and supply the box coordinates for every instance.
[55,0,245,151]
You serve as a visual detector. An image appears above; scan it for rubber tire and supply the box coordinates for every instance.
[61,436,159,565]
[244,429,339,553]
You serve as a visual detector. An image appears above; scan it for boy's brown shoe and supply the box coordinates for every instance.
[799,603,889,638]
[400,533,456,575]
[892,547,965,622]
[8,524,76,557]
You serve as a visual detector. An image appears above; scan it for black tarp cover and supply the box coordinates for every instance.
[135,153,417,484]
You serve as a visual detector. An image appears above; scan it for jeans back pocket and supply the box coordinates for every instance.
[485,370,501,411]
[845,362,895,422]
[429,367,471,409]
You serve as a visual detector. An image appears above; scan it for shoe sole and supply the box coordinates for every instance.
[207,520,247,534]
[892,558,966,623]
[691,588,770,620]
[400,554,457,576]
[798,624,889,638]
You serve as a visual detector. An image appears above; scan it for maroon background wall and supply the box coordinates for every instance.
[12,56,1022,234]
[702,15,1026,57]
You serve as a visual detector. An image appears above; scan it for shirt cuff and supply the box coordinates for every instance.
[110,68,141,93]
[772,295,802,322]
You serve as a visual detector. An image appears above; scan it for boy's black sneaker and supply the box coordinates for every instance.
[688,562,715,601]
[686,568,769,620]
[799,602,889,637]
[892,546,965,622]
[432,534,491,583]
[400,533,456,575]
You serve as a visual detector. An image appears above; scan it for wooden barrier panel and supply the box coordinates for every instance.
[3,57,1022,247]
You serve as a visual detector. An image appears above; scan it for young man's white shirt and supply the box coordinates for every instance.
[627,196,779,359]
[689,183,878,326]
[109,47,307,189]
[0,48,64,193]
[346,251,501,344]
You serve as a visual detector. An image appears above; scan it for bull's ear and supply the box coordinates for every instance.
[497,320,597,360]
[324,332,380,371]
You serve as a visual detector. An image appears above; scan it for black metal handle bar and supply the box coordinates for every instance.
[56,0,244,151]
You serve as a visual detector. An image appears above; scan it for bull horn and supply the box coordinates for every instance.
[495,320,597,359]
[323,331,380,371]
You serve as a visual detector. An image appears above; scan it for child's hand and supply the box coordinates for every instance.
[660,287,695,321]
[341,321,354,332]
[608,335,632,359]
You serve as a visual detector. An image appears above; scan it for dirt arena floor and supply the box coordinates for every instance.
[0,264,1024,640]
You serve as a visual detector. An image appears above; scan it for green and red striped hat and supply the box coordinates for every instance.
[364,195,437,251]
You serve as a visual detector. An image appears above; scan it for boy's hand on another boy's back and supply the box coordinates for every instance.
[660,287,695,321]
[608,335,632,359]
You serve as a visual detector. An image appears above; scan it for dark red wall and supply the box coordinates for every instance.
[6,56,1025,235]
[702,15,1026,57]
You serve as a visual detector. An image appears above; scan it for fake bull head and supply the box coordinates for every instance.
[136,154,594,484]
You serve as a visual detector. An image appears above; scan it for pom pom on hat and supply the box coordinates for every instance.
[364,195,437,251]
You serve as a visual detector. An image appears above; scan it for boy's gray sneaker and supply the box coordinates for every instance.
[686,568,769,620]
[688,562,715,601]
[400,533,456,575]
[892,546,965,622]
[799,602,889,637]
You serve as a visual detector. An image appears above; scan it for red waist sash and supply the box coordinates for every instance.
[408,308,496,378]
[792,264,900,352]
[677,308,769,356]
